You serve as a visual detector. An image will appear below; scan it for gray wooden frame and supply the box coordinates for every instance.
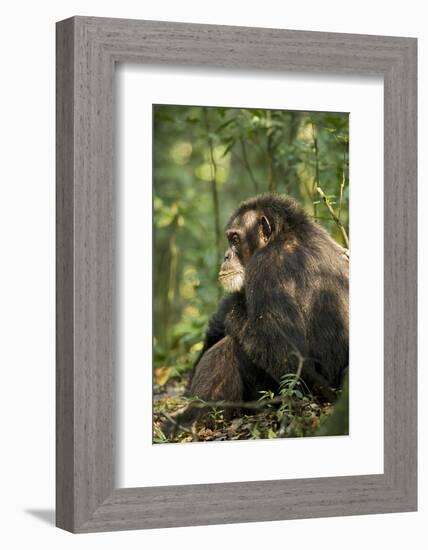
[56,16,417,533]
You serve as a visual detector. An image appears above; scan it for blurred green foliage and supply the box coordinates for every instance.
[153,105,349,373]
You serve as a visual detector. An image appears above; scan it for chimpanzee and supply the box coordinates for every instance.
[183,194,349,423]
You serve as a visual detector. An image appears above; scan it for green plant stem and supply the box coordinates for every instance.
[203,108,222,297]
[316,185,349,248]
[239,137,259,192]
[311,121,320,218]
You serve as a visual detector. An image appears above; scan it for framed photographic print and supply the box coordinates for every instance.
[56,16,417,532]
[150,103,351,445]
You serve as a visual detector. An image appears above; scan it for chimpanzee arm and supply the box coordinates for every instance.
[194,292,244,366]
[225,246,308,384]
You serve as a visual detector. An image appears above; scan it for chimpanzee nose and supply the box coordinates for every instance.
[224,250,232,262]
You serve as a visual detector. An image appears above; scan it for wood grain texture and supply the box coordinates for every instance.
[56,16,417,533]
[56,17,75,532]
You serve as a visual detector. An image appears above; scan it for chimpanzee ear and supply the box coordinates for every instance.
[261,215,272,241]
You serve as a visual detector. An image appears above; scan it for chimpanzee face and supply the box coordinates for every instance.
[218,209,272,292]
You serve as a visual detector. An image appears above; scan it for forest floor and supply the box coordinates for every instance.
[152,368,337,444]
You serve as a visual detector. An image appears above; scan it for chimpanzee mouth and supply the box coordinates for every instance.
[218,269,244,280]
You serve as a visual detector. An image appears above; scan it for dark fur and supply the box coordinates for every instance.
[186,194,349,423]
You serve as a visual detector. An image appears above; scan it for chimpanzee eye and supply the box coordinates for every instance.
[231,234,240,246]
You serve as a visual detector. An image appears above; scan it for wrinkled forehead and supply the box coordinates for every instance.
[227,209,259,233]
